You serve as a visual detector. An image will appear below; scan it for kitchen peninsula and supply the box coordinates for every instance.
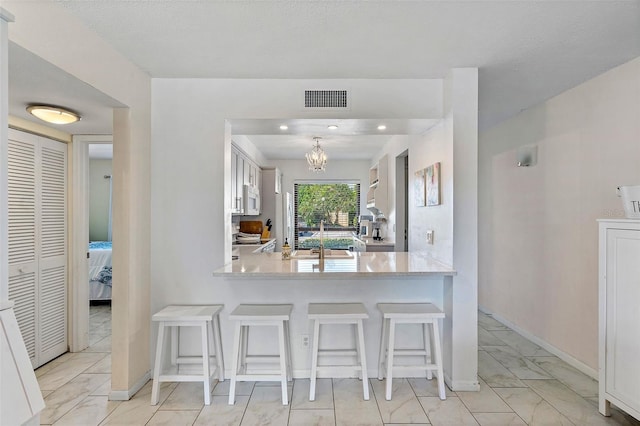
[212,251,479,391]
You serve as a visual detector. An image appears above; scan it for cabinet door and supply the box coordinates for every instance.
[231,150,238,212]
[236,155,245,213]
[605,228,640,409]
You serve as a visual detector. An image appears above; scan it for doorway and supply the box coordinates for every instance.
[395,150,409,252]
[70,135,113,352]
[87,143,113,348]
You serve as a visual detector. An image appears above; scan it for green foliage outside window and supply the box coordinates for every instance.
[297,183,359,228]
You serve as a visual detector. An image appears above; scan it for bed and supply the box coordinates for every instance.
[89,241,112,301]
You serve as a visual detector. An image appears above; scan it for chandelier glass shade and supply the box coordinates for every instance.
[306,137,327,172]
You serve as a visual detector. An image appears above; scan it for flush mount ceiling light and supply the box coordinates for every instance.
[377,124,387,130]
[26,104,81,125]
[327,124,339,130]
[306,137,327,173]
[279,124,288,130]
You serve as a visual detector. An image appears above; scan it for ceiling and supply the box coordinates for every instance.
[8,42,122,135]
[6,1,640,159]
[231,119,439,160]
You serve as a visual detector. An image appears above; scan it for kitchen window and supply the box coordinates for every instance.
[294,182,360,250]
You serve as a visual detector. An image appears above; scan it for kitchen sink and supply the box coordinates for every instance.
[290,249,354,259]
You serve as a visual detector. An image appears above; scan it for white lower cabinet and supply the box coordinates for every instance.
[598,219,640,421]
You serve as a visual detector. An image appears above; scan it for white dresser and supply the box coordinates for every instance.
[598,219,640,420]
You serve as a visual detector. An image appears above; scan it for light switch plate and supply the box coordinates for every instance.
[426,230,434,244]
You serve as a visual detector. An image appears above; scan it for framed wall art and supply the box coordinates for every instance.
[426,162,441,206]
[414,168,425,207]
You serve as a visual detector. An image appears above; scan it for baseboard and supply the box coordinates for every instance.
[444,371,480,391]
[109,370,151,401]
[478,305,598,379]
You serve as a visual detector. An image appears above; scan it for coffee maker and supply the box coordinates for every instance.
[372,221,383,241]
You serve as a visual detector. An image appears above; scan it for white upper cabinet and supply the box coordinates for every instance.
[231,143,262,215]
[367,154,388,217]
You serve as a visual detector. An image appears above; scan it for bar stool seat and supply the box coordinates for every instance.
[151,305,224,406]
[308,303,369,401]
[228,304,293,405]
[377,303,446,400]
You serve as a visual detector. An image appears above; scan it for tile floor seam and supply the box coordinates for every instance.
[237,379,255,425]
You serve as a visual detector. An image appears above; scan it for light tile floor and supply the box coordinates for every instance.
[35,308,640,425]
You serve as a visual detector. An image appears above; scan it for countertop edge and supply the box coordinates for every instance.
[212,271,456,279]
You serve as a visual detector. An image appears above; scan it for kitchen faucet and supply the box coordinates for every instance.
[319,220,325,260]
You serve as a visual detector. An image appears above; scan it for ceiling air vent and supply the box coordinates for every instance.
[304,90,348,108]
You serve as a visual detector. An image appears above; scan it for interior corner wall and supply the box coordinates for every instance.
[89,159,112,241]
[478,56,640,370]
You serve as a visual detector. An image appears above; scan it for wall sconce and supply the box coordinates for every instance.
[516,144,538,167]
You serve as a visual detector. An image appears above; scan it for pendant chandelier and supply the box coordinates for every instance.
[306,137,327,172]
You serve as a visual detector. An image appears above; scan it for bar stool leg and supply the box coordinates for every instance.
[277,321,289,405]
[309,319,320,401]
[240,325,249,375]
[201,323,212,405]
[171,326,179,367]
[385,319,396,400]
[431,320,446,400]
[356,319,369,400]
[378,317,388,380]
[228,321,242,405]
[423,322,433,380]
[212,316,225,381]
[284,320,293,381]
[151,322,166,405]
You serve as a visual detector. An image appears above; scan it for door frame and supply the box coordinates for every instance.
[69,135,112,352]
[395,150,409,252]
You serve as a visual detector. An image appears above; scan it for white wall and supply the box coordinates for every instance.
[89,159,112,241]
[408,125,454,262]
[479,56,640,372]
[150,78,442,308]
[7,1,152,395]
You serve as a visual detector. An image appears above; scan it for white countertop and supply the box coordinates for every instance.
[213,251,456,278]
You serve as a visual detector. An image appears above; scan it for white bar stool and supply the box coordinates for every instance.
[308,303,369,401]
[228,304,293,406]
[377,303,446,401]
[151,305,224,406]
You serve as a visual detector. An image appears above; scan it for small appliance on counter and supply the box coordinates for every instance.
[358,214,374,237]
[372,221,383,241]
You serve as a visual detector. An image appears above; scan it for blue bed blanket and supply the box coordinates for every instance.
[96,266,112,287]
[89,241,112,250]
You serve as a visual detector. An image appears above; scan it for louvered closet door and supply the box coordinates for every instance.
[7,135,38,365]
[7,130,67,368]
[38,138,67,365]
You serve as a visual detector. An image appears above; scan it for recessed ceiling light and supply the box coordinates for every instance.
[27,104,81,125]
[377,125,387,130]
[279,125,288,130]
[327,125,339,130]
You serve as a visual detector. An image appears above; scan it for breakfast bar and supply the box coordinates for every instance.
[211,251,479,391]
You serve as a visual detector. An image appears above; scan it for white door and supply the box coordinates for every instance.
[7,129,67,368]
[605,228,640,411]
